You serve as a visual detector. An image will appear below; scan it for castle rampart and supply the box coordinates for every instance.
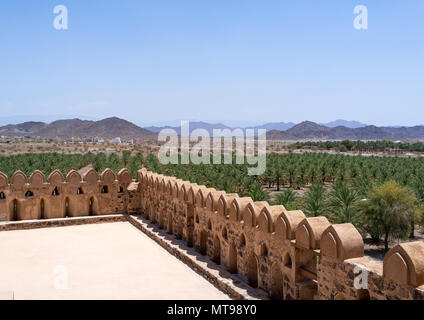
[1,167,424,300]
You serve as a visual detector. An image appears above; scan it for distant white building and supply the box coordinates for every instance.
[111,137,121,144]
[94,137,104,144]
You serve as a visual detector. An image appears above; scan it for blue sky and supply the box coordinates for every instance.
[0,1,423,126]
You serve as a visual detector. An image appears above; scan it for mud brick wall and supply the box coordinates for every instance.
[2,166,424,300]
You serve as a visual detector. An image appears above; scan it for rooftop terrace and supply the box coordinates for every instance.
[0,221,230,300]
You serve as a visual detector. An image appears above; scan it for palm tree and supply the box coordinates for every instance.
[302,182,327,217]
[275,189,297,210]
[319,163,327,183]
[275,167,283,191]
[352,175,373,198]
[329,181,360,225]
[410,178,424,238]
[287,165,296,188]
[248,182,270,201]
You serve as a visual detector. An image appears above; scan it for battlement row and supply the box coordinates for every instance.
[0,168,134,221]
[1,167,424,299]
[0,168,133,189]
[138,168,424,299]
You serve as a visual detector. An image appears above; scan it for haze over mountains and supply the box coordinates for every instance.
[1,117,424,141]
[146,121,297,134]
[145,119,367,134]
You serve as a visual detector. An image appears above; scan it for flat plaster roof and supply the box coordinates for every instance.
[0,222,230,300]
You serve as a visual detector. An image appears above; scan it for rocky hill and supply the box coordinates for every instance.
[266,121,424,141]
[0,117,157,140]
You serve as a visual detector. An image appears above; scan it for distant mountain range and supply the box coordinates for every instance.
[146,119,367,134]
[1,117,424,141]
[0,117,157,140]
[0,115,100,127]
[266,121,424,141]
[146,121,297,135]
[146,121,232,135]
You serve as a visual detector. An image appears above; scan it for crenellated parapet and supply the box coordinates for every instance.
[1,167,424,300]
[321,223,364,262]
[384,242,424,287]
[135,169,424,300]
[0,168,133,221]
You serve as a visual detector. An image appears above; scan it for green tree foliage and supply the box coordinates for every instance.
[1,150,424,248]
[360,181,416,251]
[0,152,96,177]
[290,139,424,153]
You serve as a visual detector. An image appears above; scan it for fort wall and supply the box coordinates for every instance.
[1,167,424,300]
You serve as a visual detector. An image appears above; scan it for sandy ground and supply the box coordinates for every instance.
[363,226,424,260]
[0,222,230,300]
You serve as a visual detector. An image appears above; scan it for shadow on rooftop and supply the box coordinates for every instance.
[131,214,268,300]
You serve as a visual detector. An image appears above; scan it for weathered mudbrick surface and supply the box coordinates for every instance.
[1,167,424,300]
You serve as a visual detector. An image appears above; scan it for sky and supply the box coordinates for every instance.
[0,1,423,127]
